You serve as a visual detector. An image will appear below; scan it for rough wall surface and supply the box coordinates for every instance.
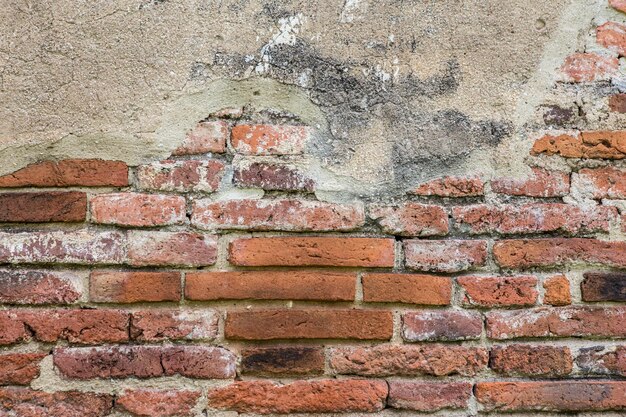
[1,0,626,416]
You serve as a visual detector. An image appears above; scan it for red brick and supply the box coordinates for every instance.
[192,199,364,231]
[611,0,626,13]
[130,309,218,341]
[543,274,572,306]
[329,344,488,376]
[54,345,236,379]
[493,238,626,269]
[241,346,325,376]
[128,231,217,267]
[532,131,626,159]
[17,309,129,344]
[0,388,113,417]
[362,273,451,305]
[486,306,626,339]
[185,271,356,301]
[597,21,626,56]
[0,353,46,385]
[0,269,82,305]
[560,53,618,83]
[0,230,125,265]
[609,93,626,112]
[490,345,573,377]
[575,167,626,198]
[207,380,387,414]
[0,192,86,223]
[117,390,201,417]
[225,309,393,340]
[229,237,395,267]
[0,311,28,345]
[458,275,538,307]
[454,204,615,235]
[136,160,224,193]
[369,203,448,236]
[173,120,228,155]
[576,346,626,376]
[582,272,626,302]
[475,381,626,412]
[0,159,128,187]
[90,193,186,227]
[233,160,315,192]
[89,271,181,303]
[404,239,487,272]
[491,167,570,197]
[411,176,484,197]
[402,310,483,341]
[388,381,471,412]
[230,124,310,155]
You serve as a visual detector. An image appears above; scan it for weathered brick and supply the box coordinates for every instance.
[241,346,325,376]
[117,390,201,417]
[532,131,626,159]
[207,380,387,414]
[575,167,626,198]
[543,274,571,306]
[458,275,538,307]
[192,199,364,231]
[0,269,82,305]
[490,345,572,377]
[185,271,356,301]
[491,167,570,197]
[0,192,86,223]
[453,203,615,235]
[611,0,626,13]
[493,238,626,269]
[0,312,28,345]
[233,160,315,192]
[230,124,310,155]
[403,310,483,342]
[597,21,626,56]
[411,176,484,197]
[0,159,128,187]
[130,309,218,341]
[17,309,130,344]
[486,306,626,339]
[89,271,181,303]
[576,346,626,377]
[361,273,451,305]
[609,93,626,112]
[0,353,46,385]
[128,231,217,267]
[582,272,626,302]
[329,344,488,376]
[229,237,395,267]
[54,345,236,379]
[560,53,619,83]
[475,381,626,412]
[369,203,449,236]
[90,193,186,227]
[225,309,393,340]
[404,239,487,272]
[173,120,228,155]
[388,381,472,412]
[0,230,125,265]
[0,388,113,417]
[136,160,224,193]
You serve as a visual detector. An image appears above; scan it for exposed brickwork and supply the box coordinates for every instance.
[1,100,626,416]
[560,53,619,83]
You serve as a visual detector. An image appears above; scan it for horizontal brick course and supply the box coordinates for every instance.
[0,192,87,223]
[89,271,181,303]
[90,193,186,227]
[0,159,128,187]
[362,273,451,305]
[404,239,487,272]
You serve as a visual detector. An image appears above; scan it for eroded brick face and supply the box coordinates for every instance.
[2,89,626,416]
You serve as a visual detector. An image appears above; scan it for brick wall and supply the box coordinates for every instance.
[1,5,626,417]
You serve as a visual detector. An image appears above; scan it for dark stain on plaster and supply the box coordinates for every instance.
[204,40,512,191]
